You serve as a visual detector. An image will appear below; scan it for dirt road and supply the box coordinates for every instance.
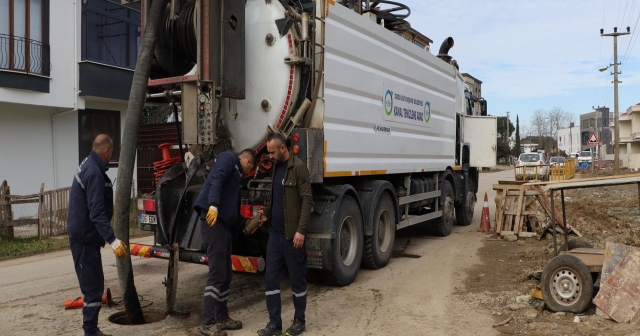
[0,169,512,336]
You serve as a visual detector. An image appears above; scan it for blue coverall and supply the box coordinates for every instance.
[66,150,116,336]
[194,151,246,326]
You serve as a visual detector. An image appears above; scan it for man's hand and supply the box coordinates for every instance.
[293,232,305,249]
[110,238,127,260]
[206,206,218,227]
[257,210,268,224]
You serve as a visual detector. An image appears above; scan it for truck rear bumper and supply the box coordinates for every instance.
[129,243,265,273]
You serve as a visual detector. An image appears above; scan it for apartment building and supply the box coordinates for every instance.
[0,0,140,194]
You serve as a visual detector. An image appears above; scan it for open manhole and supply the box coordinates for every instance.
[109,310,167,325]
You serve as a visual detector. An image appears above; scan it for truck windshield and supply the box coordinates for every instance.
[580,152,591,157]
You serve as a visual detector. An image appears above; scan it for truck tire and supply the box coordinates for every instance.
[321,195,364,286]
[431,180,455,236]
[362,193,396,269]
[541,254,594,313]
[455,187,475,226]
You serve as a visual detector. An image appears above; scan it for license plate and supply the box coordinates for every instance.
[139,214,157,225]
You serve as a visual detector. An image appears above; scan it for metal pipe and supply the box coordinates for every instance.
[437,37,455,63]
[302,12,310,58]
[561,189,568,251]
[147,90,182,99]
[551,190,557,256]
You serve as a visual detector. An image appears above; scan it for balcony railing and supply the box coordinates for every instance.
[0,34,51,76]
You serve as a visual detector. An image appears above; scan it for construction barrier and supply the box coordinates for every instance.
[550,158,577,181]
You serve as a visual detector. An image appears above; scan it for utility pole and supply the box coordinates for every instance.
[506,111,510,144]
[601,26,630,174]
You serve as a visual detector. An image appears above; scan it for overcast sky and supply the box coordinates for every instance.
[394,0,640,129]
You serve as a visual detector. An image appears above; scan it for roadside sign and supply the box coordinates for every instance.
[587,132,600,145]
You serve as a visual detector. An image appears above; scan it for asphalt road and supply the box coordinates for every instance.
[0,169,513,336]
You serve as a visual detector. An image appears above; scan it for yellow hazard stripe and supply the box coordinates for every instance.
[239,257,256,273]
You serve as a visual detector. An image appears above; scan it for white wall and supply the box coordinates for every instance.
[52,109,79,190]
[0,1,80,109]
[0,104,56,195]
[557,126,580,154]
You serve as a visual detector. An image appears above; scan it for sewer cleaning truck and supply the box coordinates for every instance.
[130,0,497,311]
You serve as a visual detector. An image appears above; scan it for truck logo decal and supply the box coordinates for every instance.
[382,84,430,128]
[374,125,391,135]
[424,101,431,123]
[384,90,394,116]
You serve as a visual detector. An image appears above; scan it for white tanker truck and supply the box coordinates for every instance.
[131,0,497,311]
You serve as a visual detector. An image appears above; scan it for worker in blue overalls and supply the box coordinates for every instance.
[194,149,256,336]
[67,134,127,336]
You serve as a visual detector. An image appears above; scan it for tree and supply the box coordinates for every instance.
[514,115,521,157]
[496,116,515,144]
[113,0,168,324]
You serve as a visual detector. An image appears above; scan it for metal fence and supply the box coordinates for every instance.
[0,33,51,76]
[549,159,577,181]
[0,181,70,239]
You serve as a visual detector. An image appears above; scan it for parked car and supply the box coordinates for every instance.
[578,151,593,164]
[516,152,549,180]
[549,156,566,166]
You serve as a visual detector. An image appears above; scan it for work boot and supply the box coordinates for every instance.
[256,322,282,336]
[285,319,305,336]
[217,316,242,330]
[200,323,228,336]
[93,329,112,336]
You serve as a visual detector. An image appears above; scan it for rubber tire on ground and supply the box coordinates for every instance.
[362,193,396,269]
[430,180,455,237]
[455,187,475,226]
[320,196,364,286]
[541,254,594,313]
[558,238,594,252]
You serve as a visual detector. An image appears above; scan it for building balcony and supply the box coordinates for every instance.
[0,34,51,92]
[0,34,50,76]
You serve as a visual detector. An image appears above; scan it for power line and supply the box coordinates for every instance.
[621,10,640,71]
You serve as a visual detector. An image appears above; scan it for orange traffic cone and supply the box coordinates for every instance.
[64,288,113,309]
[477,192,492,234]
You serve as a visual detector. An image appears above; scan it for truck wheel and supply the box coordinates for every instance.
[455,187,475,226]
[362,193,396,269]
[321,195,363,286]
[541,254,594,313]
[431,180,455,236]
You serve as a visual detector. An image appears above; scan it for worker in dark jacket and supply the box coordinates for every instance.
[257,133,313,336]
[67,134,127,336]
[194,149,256,336]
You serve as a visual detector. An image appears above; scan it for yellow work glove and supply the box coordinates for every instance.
[206,206,218,227]
[110,238,127,260]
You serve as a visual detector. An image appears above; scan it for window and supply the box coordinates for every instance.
[79,109,121,164]
[581,132,589,145]
[0,0,49,75]
[414,40,425,49]
[82,0,140,69]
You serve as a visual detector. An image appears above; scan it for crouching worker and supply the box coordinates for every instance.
[194,149,256,336]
